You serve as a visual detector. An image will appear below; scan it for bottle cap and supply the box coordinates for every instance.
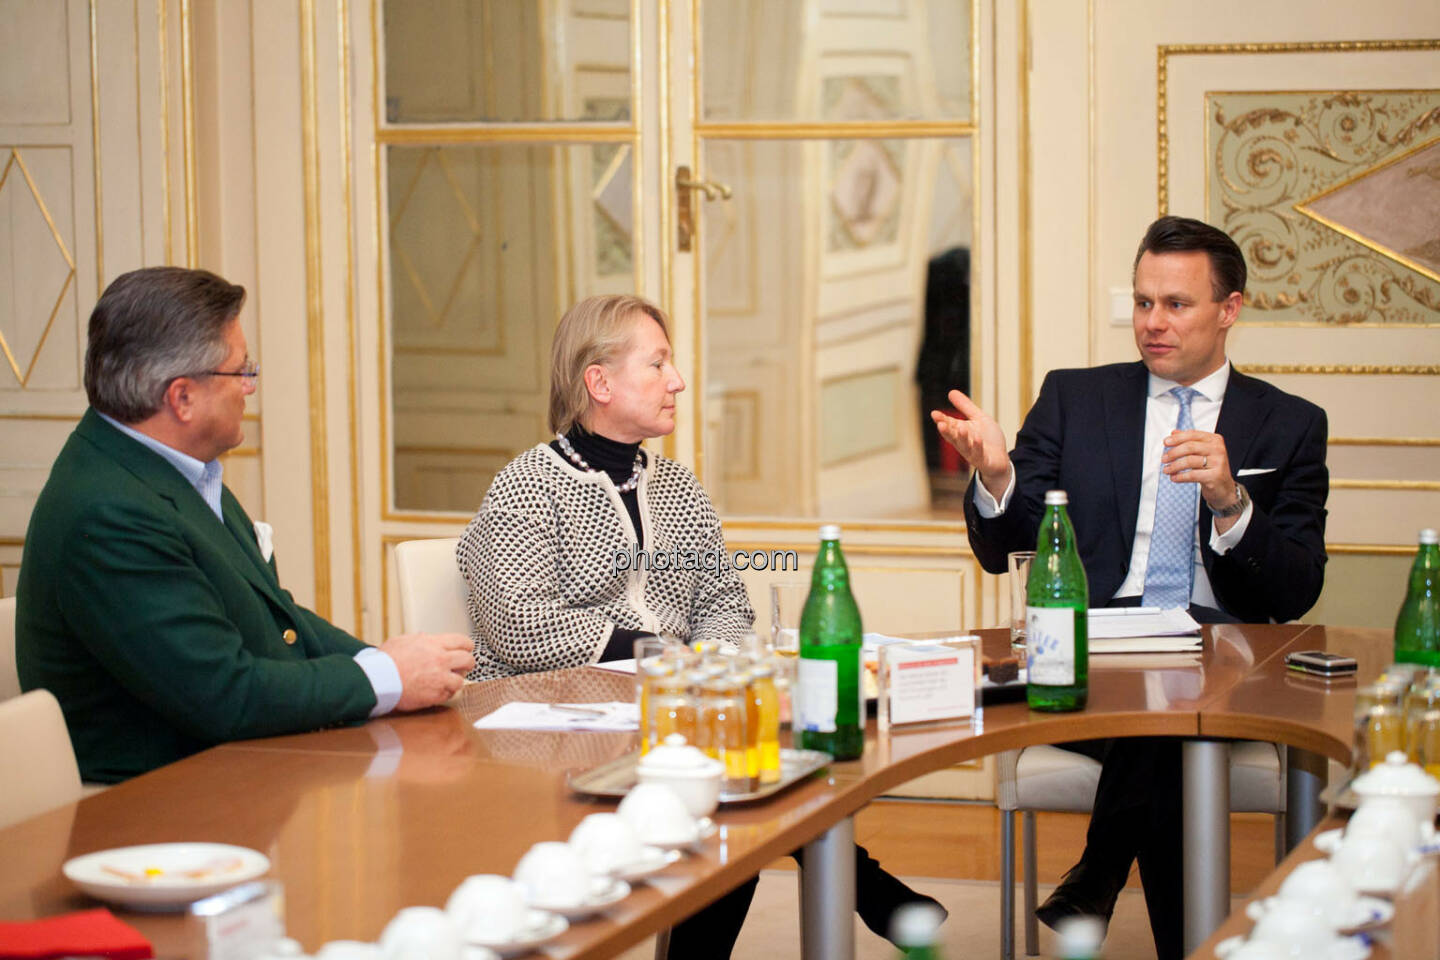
[888,901,945,948]
[1044,490,1069,505]
[818,523,842,541]
[1421,528,1438,545]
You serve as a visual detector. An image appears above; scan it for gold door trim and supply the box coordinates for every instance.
[694,121,978,140]
[1329,437,1440,447]
[1331,479,1440,492]
[89,0,104,293]
[301,0,332,617]
[374,123,634,145]
[179,0,196,266]
[1239,364,1440,376]
[339,0,364,636]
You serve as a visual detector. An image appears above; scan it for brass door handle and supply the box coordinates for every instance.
[676,165,732,251]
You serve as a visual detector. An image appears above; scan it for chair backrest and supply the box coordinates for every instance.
[0,689,83,828]
[393,537,471,635]
[0,595,18,702]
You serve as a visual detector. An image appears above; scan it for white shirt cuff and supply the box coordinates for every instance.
[971,464,1017,518]
[355,647,403,717]
[1208,497,1254,555]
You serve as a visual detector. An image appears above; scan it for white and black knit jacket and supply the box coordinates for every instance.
[458,443,754,681]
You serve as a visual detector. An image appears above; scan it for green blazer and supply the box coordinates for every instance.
[16,410,376,783]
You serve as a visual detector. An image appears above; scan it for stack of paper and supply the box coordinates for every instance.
[472,701,639,732]
[1087,608,1202,654]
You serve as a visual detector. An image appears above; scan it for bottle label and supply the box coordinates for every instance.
[796,658,838,733]
[1027,606,1075,685]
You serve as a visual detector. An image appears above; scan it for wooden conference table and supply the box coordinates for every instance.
[0,624,1382,959]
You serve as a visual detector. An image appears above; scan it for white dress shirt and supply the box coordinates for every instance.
[973,361,1254,608]
[97,411,402,716]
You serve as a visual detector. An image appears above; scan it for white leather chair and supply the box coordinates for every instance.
[996,741,1285,958]
[0,596,18,702]
[393,537,470,635]
[0,689,83,828]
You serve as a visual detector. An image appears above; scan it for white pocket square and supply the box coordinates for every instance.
[1237,467,1276,477]
[253,521,274,562]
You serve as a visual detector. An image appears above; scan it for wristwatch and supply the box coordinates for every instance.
[1209,481,1249,518]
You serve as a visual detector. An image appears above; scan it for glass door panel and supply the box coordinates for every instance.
[699,136,973,519]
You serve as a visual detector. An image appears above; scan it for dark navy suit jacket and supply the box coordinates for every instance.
[964,362,1328,623]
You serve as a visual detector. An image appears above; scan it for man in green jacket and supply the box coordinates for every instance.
[17,267,475,783]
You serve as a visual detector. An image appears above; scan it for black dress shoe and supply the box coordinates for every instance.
[1034,862,1122,933]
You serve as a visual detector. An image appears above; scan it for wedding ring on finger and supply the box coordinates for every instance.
[1202,455,1208,469]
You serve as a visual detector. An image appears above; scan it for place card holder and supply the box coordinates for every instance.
[875,636,981,732]
[186,880,286,960]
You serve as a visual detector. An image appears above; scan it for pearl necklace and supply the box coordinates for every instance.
[555,432,643,493]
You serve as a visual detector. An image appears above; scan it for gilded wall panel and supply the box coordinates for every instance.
[1208,90,1440,324]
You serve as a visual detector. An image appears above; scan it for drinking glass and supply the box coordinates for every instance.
[769,582,807,726]
[1008,551,1036,649]
[1357,702,1405,771]
[769,582,806,657]
[650,670,699,749]
[635,637,672,754]
[698,671,754,793]
[1411,709,1440,778]
[746,664,782,784]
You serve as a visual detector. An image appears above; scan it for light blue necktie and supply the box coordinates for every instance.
[1142,386,1200,609]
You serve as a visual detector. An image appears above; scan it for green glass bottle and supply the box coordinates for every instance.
[1394,528,1440,668]
[1026,490,1089,712]
[797,524,864,760]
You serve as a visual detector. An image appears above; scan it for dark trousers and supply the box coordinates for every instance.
[1060,737,1183,959]
[1054,601,1240,960]
[665,843,937,959]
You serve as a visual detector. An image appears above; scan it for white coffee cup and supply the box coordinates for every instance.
[568,813,645,875]
[315,943,382,960]
[1224,940,1290,960]
[1330,831,1410,894]
[1348,795,1424,851]
[378,906,462,960]
[1274,858,1358,917]
[1249,898,1343,956]
[617,782,698,845]
[514,841,594,910]
[445,874,531,943]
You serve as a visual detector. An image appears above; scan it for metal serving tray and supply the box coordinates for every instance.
[567,748,832,804]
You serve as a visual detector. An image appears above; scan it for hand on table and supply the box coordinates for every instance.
[382,632,474,711]
[1161,430,1244,533]
[930,389,1011,500]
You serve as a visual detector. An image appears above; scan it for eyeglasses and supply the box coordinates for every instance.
[194,358,260,381]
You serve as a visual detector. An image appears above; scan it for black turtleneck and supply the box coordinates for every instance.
[550,425,654,661]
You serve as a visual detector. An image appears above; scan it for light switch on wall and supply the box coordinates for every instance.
[1110,288,1133,326]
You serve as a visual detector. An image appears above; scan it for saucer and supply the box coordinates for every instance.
[611,846,683,881]
[464,909,568,958]
[539,878,630,920]
[1319,826,1438,859]
[1245,895,1394,932]
[1216,934,1369,960]
[646,817,717,852]
[62,843,270,911]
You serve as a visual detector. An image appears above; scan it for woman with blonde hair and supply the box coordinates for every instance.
[459,294,942,957]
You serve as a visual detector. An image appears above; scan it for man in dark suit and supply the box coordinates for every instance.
[933,216,1328,957]
[17,267,475,784]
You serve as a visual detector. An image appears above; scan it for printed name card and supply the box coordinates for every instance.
[189,881,285,960]
[876,636,981,731]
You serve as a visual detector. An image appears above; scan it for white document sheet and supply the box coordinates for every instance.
[472,701,639,732]
[1087,606,1201,638]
